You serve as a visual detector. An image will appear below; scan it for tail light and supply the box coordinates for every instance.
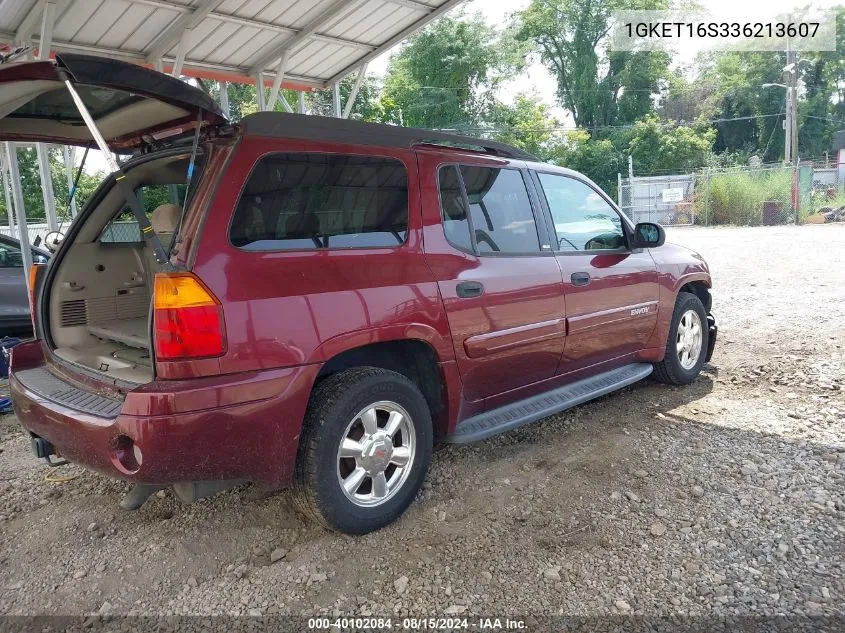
[153,273,225,360]
[28,263,46,331]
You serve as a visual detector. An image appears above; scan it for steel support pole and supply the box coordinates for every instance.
[332,82,341,118]
[1,153,17,239]
[342,63,367,119]
[37,2,58,232]
[38,2,57,60]
[63,145,77,219]
[36,144,58,231]
[171,28,192,77]
[256,73,267,111]
[218,81,229,117]
[267,50,289,112]
[298,91,306,114]
[3,143,34,289]
[617,172,623,210]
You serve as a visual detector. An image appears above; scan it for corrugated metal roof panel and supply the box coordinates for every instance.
[1,0,465,89]
[0,1,32,33]
[98,3,157,48]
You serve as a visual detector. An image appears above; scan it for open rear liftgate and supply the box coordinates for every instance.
[17,65,216,510]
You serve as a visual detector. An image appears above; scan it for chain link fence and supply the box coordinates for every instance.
[618,163,831,227]
[0,219,141,247]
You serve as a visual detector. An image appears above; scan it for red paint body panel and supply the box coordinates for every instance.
[417,151,567,402]
[11,340,316,487]
[555,250,660,372]
[10,126,714,492]
[187,137,454,378]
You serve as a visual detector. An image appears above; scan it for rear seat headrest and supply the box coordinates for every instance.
[151,203,181,234]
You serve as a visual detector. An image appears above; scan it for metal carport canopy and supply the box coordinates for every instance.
[0,0,465,90]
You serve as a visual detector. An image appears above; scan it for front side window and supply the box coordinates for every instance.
[229,153,408,250]
[460,166,540,254]
[537,173,625,251]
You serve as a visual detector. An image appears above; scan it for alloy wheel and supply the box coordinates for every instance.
[676,309,703,370]
[336,401,416,507]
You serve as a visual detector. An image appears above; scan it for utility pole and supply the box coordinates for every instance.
[784,42,798,165]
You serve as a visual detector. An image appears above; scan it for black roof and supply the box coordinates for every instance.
[241,112,537,161]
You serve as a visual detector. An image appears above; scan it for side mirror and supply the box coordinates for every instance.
[43,231,65,254]
[632,222,665,249]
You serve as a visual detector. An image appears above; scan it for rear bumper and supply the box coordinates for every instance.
[10,341,319,488]
[705,313,717,362]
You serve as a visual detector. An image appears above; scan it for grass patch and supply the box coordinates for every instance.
[694,169,794,225]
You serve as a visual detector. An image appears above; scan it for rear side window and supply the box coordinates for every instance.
[460,166,540,254]
[437,166,472,252]
[229,153,408,250]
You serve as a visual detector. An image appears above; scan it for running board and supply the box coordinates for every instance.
[444,363,653,444]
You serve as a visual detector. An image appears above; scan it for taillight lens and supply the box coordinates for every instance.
[153,273,225,360]
[28,263,46,330]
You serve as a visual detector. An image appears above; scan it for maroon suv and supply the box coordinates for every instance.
[2,55,715,534]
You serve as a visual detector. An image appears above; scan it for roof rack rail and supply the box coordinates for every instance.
[241,112,537,161]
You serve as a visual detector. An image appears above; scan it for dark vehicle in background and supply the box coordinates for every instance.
[0,234,49,333]
[1,54,716,535]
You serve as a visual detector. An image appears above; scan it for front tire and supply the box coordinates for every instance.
[294,367,432,534]
[653,292,709,386]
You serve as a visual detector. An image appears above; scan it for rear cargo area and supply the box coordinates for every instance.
[46,151,197,385]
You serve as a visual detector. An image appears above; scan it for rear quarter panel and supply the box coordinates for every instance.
[185,136,455,377]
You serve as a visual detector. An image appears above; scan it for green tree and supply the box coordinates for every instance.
[306,74,385,121]
[695,51,786,162]
[215,82,301,122]
[624,115,716,174]
[490,95,559,159]
[798,8,845,159]
[514,0,670,129]
[546,130,624,195]
[1,147,104,226]
[380,13,520,130]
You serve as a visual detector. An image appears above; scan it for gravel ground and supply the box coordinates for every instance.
[1,224,843,627]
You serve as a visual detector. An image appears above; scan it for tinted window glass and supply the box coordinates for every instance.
[437,166,472,252]
[537,174,625,251]
[0,240,23,268]
[11,86,141,123]
[460,166,540,253]
[230,154,408,250]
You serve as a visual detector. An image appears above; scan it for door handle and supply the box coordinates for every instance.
[570,272,591,286]
[456,281,484,298]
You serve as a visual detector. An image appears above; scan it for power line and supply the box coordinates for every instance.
[435,112,786,134]
[761,112,785,159]
[805,115,845,126]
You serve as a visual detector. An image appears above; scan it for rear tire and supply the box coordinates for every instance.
[653,292,708,386]
[294,367,432,534]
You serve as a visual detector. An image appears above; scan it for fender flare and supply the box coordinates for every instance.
[673,272,712,296]
[306,323,455,366]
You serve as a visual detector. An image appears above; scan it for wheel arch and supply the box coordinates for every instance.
[676,275,712,312]
[313,336,452,440]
